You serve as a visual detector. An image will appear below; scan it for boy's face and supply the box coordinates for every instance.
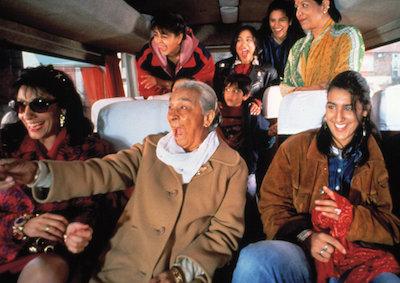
[224,83,247,107]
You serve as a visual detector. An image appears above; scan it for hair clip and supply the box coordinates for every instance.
[55,73,67,83]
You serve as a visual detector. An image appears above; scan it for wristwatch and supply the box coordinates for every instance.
[170,266,186,283]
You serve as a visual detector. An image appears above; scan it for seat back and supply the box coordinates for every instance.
[371,85,400,217]
[278,90,327,135]
[97,99,170,150]
[371,85,400,131]
[262,85,282,119]
[91,97,134,131]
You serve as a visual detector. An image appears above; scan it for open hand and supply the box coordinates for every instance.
[0,159,37,189]
[249,102,261,115]
[141,74,161,90]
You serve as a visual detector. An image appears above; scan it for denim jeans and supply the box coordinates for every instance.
[232,240,400,283]
[232,240,312,283]
[328,272,400,283]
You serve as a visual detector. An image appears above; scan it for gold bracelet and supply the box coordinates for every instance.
[12,213,34,240]
[170,266,185,283]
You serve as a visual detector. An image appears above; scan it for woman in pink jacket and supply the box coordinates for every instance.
[136,12,215,98]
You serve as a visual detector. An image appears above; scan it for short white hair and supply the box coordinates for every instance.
[174,80,220,130]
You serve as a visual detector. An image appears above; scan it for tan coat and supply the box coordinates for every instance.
[33,134,248,283]
[259,130,400,245]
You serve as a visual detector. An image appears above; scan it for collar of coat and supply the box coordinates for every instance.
[146,132,243,167]
[294,130,384,165]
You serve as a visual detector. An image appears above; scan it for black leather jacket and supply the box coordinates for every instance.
[213,56,279,102]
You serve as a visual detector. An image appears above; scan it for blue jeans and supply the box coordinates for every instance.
[232,240,400,283]
[328,272,400,283]
[232,240,312,283]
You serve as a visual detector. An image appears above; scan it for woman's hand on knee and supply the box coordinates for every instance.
[64,222,93,254]
[310,232,346,262]
[24,213,68,241]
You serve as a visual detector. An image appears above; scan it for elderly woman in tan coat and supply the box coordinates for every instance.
[0,81,248,283]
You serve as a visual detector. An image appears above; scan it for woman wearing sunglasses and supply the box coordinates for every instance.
[0,65,112,283]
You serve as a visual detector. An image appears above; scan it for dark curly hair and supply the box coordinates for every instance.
[12,65,93,146]
[151,12,187,40]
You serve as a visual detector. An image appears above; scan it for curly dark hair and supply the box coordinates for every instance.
[151,12,187,40]
[12,65,93,146]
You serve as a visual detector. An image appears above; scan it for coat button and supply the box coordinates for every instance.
[156,226,165,235]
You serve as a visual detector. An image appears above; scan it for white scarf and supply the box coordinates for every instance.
[156,131,220,184]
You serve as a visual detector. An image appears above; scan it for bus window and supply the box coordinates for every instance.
[0,48,126,120]
[361,41,400,96]
[361,41,400,132]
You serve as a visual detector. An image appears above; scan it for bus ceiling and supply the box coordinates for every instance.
[0,0,400,63]
[0,0,151,65]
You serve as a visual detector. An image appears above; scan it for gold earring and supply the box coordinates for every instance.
[60,110,66,128]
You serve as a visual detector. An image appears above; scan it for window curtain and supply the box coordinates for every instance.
[81,66,106,106]
[105,53,125,98]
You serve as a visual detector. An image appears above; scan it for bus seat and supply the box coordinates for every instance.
[371,84,400,131]
[371,85,400,217]
[262,85,282,119]
[147,93,171,100]
[278,90,327,135]
[91,97,134,131]
[97,99,170,151]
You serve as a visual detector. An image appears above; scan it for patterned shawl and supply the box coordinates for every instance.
[282,19,365,88]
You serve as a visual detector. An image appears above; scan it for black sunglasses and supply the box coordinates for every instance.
[9,98,57,114]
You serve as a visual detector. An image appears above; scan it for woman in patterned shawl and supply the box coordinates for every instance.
[0,65,112,283]
[281,0,365,95]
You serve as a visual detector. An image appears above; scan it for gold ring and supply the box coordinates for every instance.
[45,226,51,232]
[319,249,325,256]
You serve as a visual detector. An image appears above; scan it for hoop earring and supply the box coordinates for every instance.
[60,110,66,128]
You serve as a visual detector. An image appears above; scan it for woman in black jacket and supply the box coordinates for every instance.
[214,25,279,113]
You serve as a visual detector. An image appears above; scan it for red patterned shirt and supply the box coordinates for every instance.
[0,128,112,264]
